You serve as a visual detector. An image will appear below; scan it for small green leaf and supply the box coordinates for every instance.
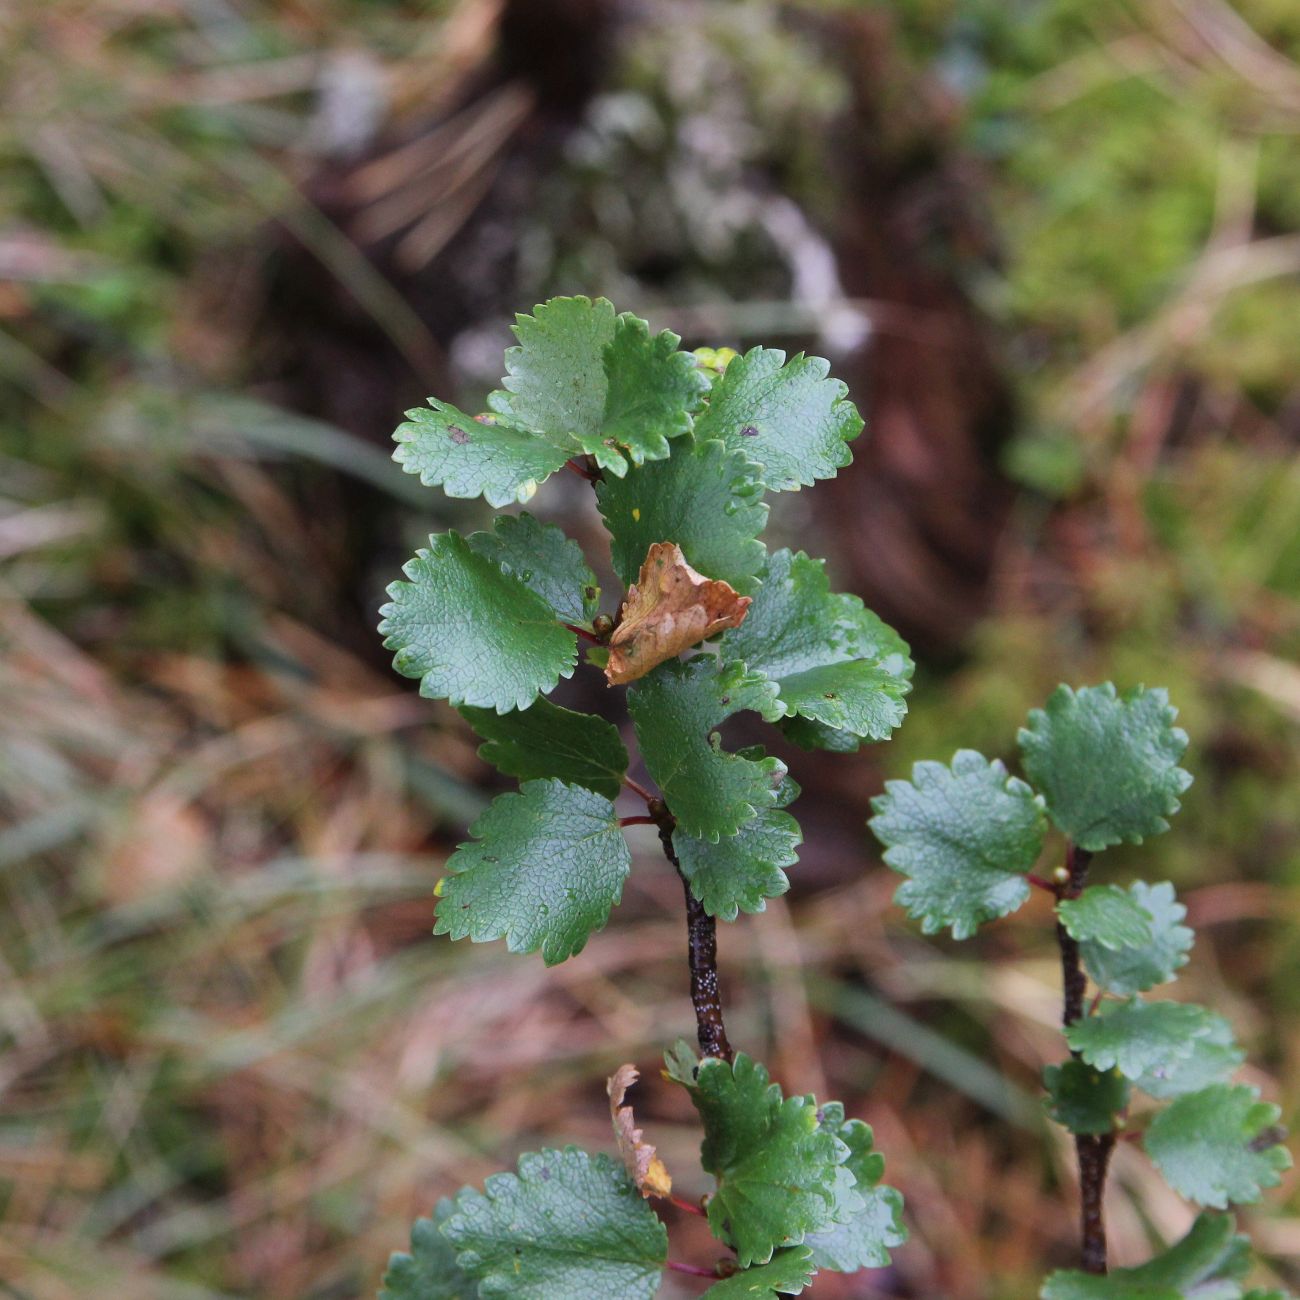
[601,313,710,466]
[693,346,863,491]
[1018,683,1193,852]
[1041,1212,1246,1299]
[629,658,784,841]
[673,806,802,921]
[489,296,615,459]
[394,300,706,498]
[1043,1060,1130,1136]
[1058,885,1154,951]
[805,1103,906,1273]
[721,550,912,742]
[442,1147,667,1299]
[702,1248,816,1297]
[1146,1083,1291,1208]
[393,400,571,507]
[869,749,1047,939]
[465,512,599,627]
[380,531,576,712]
[379,1198,478,1300]
[1065,1000,1216,1081]
[1081,881,1193,995]
[597,437,768,593]
[434,780,631,965]
[487,297,705,477]
[1134,1014,1245,1100]
[460,698,628,800]
[689,1055,862,1268]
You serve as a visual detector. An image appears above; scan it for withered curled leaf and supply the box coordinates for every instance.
[607,1063,672,1198]
[605,542,750,685]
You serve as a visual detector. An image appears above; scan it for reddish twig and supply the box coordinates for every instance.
[667,1260,718,1278]
[564,457,600,482]
[1027,873,1058,893]
[623,774,658,804]
[563,622,601,645]
[619,815,658,828]
[667,1193,707,1218]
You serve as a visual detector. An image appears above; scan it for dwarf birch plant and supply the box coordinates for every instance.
[872,684,1293,1294]
[374,297,1290,1297]
[376,297,909,1296]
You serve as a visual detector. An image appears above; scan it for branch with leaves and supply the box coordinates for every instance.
[871,683,1293,1295]
[377,296,909,1296]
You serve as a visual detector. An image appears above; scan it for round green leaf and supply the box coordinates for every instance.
[1065,1000,1216,1081]
[380,531,576,712]
[597,436,769,594]
[489,296,615,454]
[442,1147,667,1299]
[1043,1060,1130,1136]
[692,346,863,491]
[869,749,1047,939]
[1146,1084,1291,1209]
[1058,884,1154,951]
[1080,880,1193,995]
[688,1055,863,1268]
[721,550,912,743]
[393,400,571,508]
[629,658,784,841]
[674,805,802,921]
[1018,683,1192,852]
[434,780,631,965]
[465,512,600,628]
[1133,1013,1244,1100]
[805,1103,906,1273]
[460,698,628,800]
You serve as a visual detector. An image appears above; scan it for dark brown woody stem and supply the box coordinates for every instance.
[649,799,734,1062]
[1055,840,1114,1275]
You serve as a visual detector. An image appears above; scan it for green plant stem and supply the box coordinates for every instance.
[1055,841,1115,1275]
[649,798,734,1062]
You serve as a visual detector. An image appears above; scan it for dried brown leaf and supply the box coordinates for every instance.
[607,1063,672,1198]
[605,542,750,685]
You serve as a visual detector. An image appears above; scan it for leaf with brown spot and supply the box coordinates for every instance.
[605,543,751,685]
[607,1064,672,1198]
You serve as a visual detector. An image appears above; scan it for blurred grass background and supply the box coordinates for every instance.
[2,1,1299,1296]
